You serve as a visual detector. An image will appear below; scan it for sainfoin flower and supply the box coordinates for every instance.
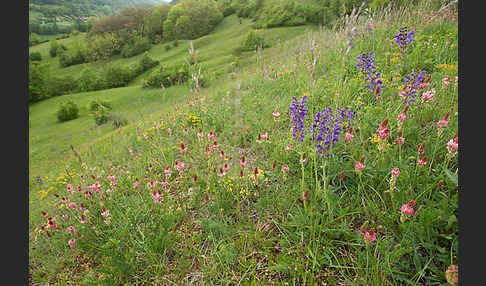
[417,156,428,166]
[345,127,354,142]
[355,156,365,173]
[421,89,436,102]
[445,265,459,285]
[363,227,377,242]
[446,135,458,156]
[376,118,390,139]
[400,200,416,222]
[437,111,451,128]
[67,226,75,233]
[174,160,185,171]
[288,95,309,142]
[240,155,246,167]
[272,106,281,120]
[68,239,76,248]
[392,168,400,176]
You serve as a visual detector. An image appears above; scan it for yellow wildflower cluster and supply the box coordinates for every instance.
[184,113,201,126]
[161,145,179,152]
[437,64,456,71]
[249,168,265,185]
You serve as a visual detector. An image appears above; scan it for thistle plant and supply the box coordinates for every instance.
[356,52,385,98]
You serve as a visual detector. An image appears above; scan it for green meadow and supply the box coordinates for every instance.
[29,2,458,285]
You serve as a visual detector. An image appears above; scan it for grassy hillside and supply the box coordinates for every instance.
[29,1,458,285]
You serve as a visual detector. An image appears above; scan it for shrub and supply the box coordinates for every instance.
[45,75,79,98]
[30,51,42,61]
[121,36,152,58]
[59,48,87,67]
[173,39,179,47]
[142,63,189,88]
[111,114,129,129]
[165,44,172,51]
[102,65,133,88]
[49,40,67,57]
[88,99,112,112]
[29,33,41,46]
[57,100,79,122]
[93,107,111,125]
[241,30,269,52]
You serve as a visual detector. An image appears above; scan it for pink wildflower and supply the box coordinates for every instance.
[67,184,73,193]
[240,155,246,167]
[376,118,390,138]
[437,111,451,128]
[272,107,280,120]
[285,145,293,152]
[363,227,377,242]
[442,75,450,86]
[67,226,75,233]
[355,156,365,173]
[180,142,187,153]
[345,127,354,142]
[421,89,436,102]
[164,166,171,177]
[101,209,110,218]
[133,179,140,189]
[197,129,204,138]
[68,239,76,248]
[392,168,400,177]
[174,160,185,171]
[208,131,215,139]
[417,156,428,166]
[282,164,289,174]
[446,136,459,153]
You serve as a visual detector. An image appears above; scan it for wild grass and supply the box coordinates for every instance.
[29,2,458,285]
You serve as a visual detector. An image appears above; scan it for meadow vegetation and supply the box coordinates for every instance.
[29,0,458,285]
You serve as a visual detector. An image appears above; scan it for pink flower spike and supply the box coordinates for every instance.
[208,131,215,139]
[67,184,73,193]
[285,145,293,152]
[437,120,449,128]
[68,239,76,248]
[67,226,75,233]
[240,155,246,167]
[392,168,400,177]
[363,227,377,242]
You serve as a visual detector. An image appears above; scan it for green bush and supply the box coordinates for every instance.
[57,100,79,122]
[102,65,133,88]
[59,48,87,67]
[165,44,172,51]
[29,33,41,46]
[173,39,179,47]
[45,75,79,98]
[111,114,129,129]
[241,30,269,51]
[142,63,189,88]
[49,40,67,57]
[121,36,152,58]
[88,99,112,112]
[30,51,42,61]
[93,107,111,125]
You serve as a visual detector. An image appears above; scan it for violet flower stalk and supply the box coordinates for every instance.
[401,70,427,106]
[356,52,385,98]
[289,95,309,142]
[393,27,416,52]
[309,107,354,158]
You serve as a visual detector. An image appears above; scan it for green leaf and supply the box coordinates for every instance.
[444,168,458,187]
